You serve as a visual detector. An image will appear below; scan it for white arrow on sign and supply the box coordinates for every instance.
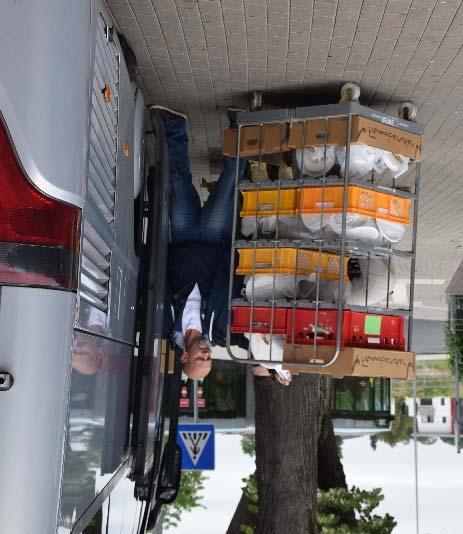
[179,431,212,466]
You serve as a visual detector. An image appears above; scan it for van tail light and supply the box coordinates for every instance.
[0,119,81,290]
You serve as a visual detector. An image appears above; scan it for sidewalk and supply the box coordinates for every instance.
[416,353,448,361]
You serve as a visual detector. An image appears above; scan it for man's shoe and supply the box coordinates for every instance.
[149,105,187,121]
[227,106,246,113]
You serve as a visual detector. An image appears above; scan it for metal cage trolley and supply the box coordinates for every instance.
[225,86,423,374]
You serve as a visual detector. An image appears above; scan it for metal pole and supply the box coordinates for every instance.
[455,350,461,453]
[335,114,353,357]
[450,296,460,453]
[193,380,198,423]
[407,162,421,350]
[412,375,420,534]
[410,162,421,534]
[226,125,242,359]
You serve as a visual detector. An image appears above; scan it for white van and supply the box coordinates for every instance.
[0,1,168,532]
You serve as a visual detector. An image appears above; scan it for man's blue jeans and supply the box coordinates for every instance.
[162,114,246,245]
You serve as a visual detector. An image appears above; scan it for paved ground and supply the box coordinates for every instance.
[416,353,448,360]
[108,0,463,320]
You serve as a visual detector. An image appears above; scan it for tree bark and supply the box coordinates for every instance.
[253,374,332,534]
[227,375,352,534]
[317,411,348,492]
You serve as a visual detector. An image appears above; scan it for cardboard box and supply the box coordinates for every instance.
[222,124,290,158]
[288,116,422,161]
[282,344,415,380]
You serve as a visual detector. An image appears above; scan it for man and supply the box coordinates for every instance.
[152,105,245,380]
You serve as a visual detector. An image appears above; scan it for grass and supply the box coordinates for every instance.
[416,359,450,371]
[391,357,462,397]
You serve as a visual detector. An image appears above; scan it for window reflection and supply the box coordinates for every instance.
[332,377,391,428]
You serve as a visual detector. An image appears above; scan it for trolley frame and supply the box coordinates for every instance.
[226,102,422,370]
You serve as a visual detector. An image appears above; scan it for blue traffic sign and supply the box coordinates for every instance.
[177,424,215,471]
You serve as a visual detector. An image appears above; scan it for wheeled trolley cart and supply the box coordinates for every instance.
[225,86,423,378]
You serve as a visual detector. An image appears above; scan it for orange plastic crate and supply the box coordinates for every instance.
[236,247,348,280]
[299,185,410,224]
[240,189,299,217]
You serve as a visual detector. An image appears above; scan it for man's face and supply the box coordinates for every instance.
[72,337,99,375]
[181,336,212,379]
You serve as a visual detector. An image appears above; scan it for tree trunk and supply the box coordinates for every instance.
[317,411,348,491]
[227,375,352,534]
[253,374,332,534]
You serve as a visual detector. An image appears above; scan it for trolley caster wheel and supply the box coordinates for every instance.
[399,101,417,121]
[250,90,263,112]
[340,82,361,102]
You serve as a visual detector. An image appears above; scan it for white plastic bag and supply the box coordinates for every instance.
[300,212,407,246]
[245,332,285,362]
[336,145,410,179]
[244,273,351,302]
[376,219,407,244]
[372,150,389,175]
[336,145,379,177]
[301,213,381,245]
[241,217,257,238]
[245,333,291,381]
[241,215,311,239]
[296,146,336,177]
[348,258,395,307]
[244,274,314,301]
[380,151,410,179]
[316,279,352,303]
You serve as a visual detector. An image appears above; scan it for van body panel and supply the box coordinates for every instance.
[0,287,75,534]
[133,91,145,200]
[0,0,92,208]
[107,44,139,343]
[77,1,140,345]
[0,1,162,531]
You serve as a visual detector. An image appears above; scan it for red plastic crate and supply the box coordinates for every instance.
[286,309,405,350]
[231,306,287,334]
[344,311,405,350]
[286,309,345,345]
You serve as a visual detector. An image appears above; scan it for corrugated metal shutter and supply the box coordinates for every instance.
[80,14,120,312]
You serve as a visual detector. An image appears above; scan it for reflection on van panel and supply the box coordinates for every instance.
[59,331,132,530]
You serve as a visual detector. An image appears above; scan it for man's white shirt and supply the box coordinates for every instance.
[181,283,202,335]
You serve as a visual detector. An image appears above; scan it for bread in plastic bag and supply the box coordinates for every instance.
[302,213,381,245]
[296,146,336,177]
[348,257,400,307]
[300,212,407,246]
[336,144,410,179]
[376,218,407,244]
[243,273,351,302]
[380,151,410,179]
[242,260,401,308]
[244,274,316,301]
[241,215,312,239]
[336,145,378,177]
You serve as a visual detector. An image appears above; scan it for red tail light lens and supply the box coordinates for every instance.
[0,119,81,289]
